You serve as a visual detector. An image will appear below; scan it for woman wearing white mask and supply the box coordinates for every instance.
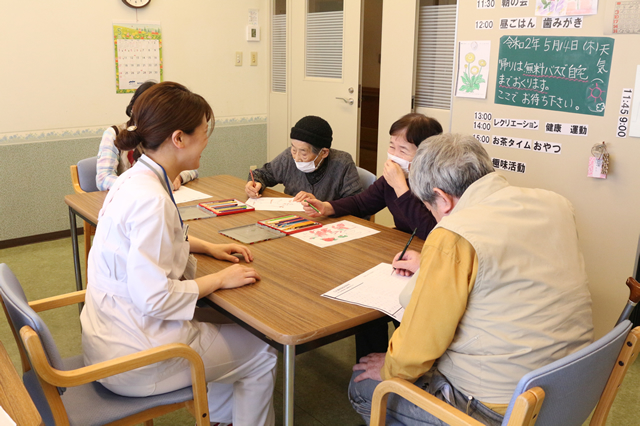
[305,113,441,241]
[304,113,442,361]
[245,115,362,202]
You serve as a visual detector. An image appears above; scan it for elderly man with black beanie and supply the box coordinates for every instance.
[245,115,363,202]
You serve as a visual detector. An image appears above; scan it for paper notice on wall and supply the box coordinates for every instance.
[604,0,640,34]
[456,41,491,99]
[629,67,640,137]
[536,0,598,16]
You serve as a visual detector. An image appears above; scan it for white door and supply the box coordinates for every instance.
[290,0,363,161]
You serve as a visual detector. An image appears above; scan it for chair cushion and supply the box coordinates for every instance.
[77,156,98,193]
[25,354,195,426]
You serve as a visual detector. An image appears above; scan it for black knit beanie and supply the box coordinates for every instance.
[290,116,333,149]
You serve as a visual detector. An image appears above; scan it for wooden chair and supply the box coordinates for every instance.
[0,339,43,426]
[0,263,210,426]
[70,156,98,275]
[371,278,640,426]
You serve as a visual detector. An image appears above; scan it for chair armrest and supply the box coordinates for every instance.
[20,326,205,388]
[29,290,86,313]
[370,378,485,426]
[21,326,209,425]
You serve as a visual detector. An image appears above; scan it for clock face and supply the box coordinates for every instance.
[122,0,151,8]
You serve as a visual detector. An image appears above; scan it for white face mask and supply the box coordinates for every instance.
[295,154,323,173]
[388,152,411,175]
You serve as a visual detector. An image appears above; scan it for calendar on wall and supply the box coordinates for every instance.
[113,22,163,93]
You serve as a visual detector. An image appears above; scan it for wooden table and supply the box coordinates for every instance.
[0,341,43,425]
[65,175,423,425]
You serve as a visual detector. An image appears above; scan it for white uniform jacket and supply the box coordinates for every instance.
[80,155,218,387]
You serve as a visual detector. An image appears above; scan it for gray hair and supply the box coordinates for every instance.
[409,133,494,204]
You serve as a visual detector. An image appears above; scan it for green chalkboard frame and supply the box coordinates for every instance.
[495,35,615,117]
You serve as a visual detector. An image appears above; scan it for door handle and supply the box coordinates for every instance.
[335,97,354,105]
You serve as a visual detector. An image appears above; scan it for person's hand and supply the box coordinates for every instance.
[302,199,334,217]
[209,244,254,263]
[392,249,420,277]
[172,175,182,191]
[383,159,409,197]
[293,191,316,202]
[215,264,261,290]
[245,180,262,198]
[352,352,385,383]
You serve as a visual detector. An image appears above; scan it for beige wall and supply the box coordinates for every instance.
[0,1,270,241]
[0,0,269,134]
[379,2,635,336]
[451,5,637,337]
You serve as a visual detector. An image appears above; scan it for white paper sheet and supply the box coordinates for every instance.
[0,405,16,426]
[173,186,212,204]
[291,220,380,248]
[322,263,409,322]
[245,197,305,212]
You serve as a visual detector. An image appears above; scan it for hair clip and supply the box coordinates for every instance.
[127,125,137,132]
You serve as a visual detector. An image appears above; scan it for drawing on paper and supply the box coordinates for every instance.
[536,0,599,16]
[460,53,487,93]
[292,220,380,248]
[456,41,491,100]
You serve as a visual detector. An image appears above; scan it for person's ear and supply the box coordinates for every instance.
[319,147,330,159]
[432,188,457,216]
[171,130,185,149]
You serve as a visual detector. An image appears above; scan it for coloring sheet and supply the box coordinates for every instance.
[291,220,380,248]
[245,197,305,212]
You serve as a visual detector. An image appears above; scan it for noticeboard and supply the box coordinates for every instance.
[494,35,615,117]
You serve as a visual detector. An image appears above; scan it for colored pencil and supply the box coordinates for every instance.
[306,200,321,214]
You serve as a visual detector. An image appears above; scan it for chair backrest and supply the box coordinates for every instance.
[502,320,633,426]
[76,156,98,193]
[0,264,68,390]
[356,166,377,191]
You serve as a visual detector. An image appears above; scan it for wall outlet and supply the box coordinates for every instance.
[250,51,258,66]
[235,51,243,66]
[249,165,257,171]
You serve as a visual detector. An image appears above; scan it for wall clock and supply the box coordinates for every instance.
[122,0,151,9]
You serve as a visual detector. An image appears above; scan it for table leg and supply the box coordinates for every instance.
[283,344,295,426]
[68,207,84,313]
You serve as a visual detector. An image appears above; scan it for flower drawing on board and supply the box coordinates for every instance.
[459,53,486,93]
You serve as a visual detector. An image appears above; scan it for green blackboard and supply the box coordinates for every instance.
[495,36,615,117]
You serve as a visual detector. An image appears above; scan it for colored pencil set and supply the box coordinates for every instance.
[258,214,322,235]
[198,199,255,216]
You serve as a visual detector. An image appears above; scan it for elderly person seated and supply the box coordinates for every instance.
[245,115,362,202]
[349,133,593,426]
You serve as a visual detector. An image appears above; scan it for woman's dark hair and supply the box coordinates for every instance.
[125,80,157,118]
[116,81,213,153]
[389,113,443,147]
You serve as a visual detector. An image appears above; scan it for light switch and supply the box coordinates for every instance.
[235,52,243,66]
[250,52,258,66]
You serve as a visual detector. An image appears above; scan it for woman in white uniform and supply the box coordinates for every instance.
[81,81,277,426]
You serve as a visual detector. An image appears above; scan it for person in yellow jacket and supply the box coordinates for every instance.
[349,133,593,426]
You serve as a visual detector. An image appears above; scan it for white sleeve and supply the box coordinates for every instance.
[126,194,199,320]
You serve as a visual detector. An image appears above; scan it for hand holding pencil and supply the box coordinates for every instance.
[391,228,419,276]
[303,199,334,217]
[245,170,262,198]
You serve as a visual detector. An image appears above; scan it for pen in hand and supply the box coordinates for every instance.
[392,227,418,275]
[306,200,321,214]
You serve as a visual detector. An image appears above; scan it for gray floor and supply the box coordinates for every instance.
[1,237,639,425]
